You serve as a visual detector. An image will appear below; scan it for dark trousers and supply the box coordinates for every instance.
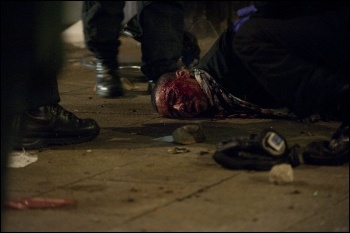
[82,1,185,81]
[233,6,348,118]
[82,1,126,63]
[199,5,348,118]
[1,2,62,112]
[1,1,63,222]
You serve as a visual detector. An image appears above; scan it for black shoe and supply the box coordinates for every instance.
[95,60,124,98]
[12,104,100,149]
[303,123,349,165]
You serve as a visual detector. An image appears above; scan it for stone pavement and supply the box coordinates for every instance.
[1,32,348,232]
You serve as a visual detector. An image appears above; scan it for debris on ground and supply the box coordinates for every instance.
[172,124,206,145]
[8,149,38,168]
[121,77,134,90]
[168,147,190,154]
[4,197,77,210]
[268,163,294,185]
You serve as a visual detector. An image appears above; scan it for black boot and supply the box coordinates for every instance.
[95,60,124,98]
[303,86,349,165]
[303,123,349,165]
[12,104,100,149]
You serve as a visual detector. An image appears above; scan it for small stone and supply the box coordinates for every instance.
[269,163,294,185]
[172,124,206,145]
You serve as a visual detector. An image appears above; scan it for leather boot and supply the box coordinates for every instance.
[12,104,100,149]
[95,60,124,98]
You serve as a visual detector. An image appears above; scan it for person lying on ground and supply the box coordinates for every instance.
[151,2,349,166]
[151,2,348,124]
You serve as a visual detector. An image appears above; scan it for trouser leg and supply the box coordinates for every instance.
[1,1,63,217]
[82,1,125,65]
[138,1,185,81]
[233,8,349,118]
